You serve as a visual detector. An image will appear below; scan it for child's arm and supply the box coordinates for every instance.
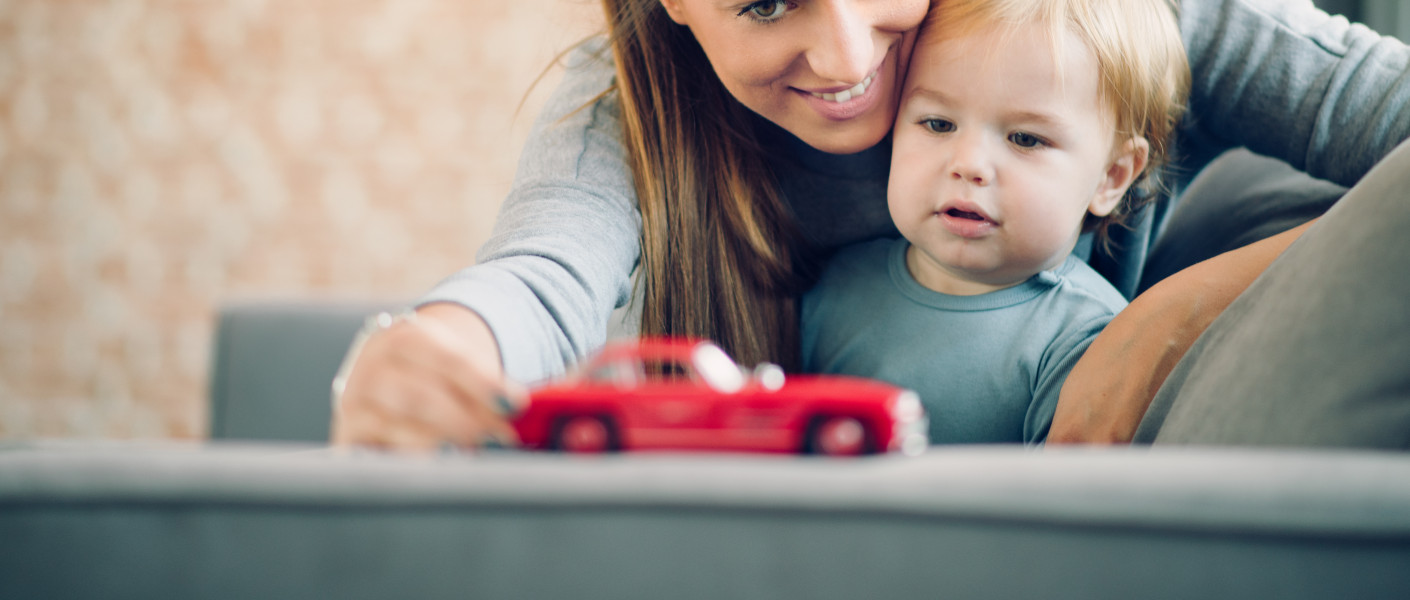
[1025,316,1112,446]
[1047,220,1316,444]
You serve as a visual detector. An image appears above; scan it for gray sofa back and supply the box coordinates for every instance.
[208,301,399,442]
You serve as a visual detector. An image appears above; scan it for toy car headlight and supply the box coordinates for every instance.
[891,391,923,422]
[753,363,786,391]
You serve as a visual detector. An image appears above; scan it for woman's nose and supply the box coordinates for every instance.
[806,1,876,84]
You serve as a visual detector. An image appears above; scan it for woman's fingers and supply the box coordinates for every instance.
[388,316,527,445]
[390,316,524,414]
[375,369,484,446]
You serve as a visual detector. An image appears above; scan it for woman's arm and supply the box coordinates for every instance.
[1048,219,1315,444]
[1177,0,1410,185]
[419,37,641,384]
[333,38,643,450]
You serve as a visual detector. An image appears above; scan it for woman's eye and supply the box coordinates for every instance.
[739,0,789,21]
[1009,132,1044,148]
[921,118,955,134]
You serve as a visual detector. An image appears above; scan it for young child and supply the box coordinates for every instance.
[802,0,1190,444]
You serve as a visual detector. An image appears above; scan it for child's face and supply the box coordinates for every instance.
[887,19,1145,295]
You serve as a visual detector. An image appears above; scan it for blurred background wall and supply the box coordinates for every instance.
[0,0,601,440]
[0,0,1403,442]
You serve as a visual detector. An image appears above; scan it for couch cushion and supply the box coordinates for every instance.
[3,442,1409,599]
[1137,140,1410,449]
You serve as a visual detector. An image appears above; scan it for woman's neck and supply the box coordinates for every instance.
[750,112,892,180]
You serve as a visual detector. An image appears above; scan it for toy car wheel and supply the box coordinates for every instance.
[806,415,872,456]
[551,414,619,453]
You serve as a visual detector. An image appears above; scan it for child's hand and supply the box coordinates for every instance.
[1049,220,1315,444]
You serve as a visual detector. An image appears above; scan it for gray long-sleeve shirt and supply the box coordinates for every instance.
[421,0,1410,384]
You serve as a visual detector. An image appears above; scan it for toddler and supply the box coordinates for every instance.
[803,0,1190,444]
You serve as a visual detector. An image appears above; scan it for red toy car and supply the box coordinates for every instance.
[513,338,928,456]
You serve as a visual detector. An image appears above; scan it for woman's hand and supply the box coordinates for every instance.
[1048,220,1316,444]
[330,303,525,452]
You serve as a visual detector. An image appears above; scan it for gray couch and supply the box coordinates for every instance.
[4,441,1410,599]
[2,301,1409,599]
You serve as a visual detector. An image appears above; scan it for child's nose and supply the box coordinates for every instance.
[951,168,988,185]
[949,137,994,186]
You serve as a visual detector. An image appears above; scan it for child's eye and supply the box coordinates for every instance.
[738,0,790,21]
[1009,132,1045,148]
[920,118,955,134]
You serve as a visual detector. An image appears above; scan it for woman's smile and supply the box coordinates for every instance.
[659,0,927,154]
[795,62,887,121]
[801,68,877,102]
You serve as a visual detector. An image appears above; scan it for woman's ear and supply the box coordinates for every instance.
[660,0,688,25]
[1089,136,1150,217]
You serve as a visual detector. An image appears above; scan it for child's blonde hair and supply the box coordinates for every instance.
[923,0,1190,245]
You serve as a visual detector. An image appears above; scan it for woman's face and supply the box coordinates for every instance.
[659,0,928,155]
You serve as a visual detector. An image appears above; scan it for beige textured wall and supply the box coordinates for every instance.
[0,0,604,439]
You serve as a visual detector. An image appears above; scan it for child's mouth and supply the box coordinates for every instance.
[937,204,998,239]
[945,208,988,221]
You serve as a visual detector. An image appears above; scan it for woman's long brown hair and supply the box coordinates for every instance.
[602,0,818,370]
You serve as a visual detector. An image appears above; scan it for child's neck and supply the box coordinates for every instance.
[904,244,1043,296]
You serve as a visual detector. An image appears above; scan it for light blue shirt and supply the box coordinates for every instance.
[802,239,1128,444]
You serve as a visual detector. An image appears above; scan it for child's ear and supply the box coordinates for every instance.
[660,0,688,24]
[1089,137,1150,217]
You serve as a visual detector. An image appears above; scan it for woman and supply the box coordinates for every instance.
[332,0,1410,450]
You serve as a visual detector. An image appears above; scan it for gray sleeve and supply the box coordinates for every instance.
[419,39,641,384]
[1177,0,1410,186]
[1026,316,1111,445]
